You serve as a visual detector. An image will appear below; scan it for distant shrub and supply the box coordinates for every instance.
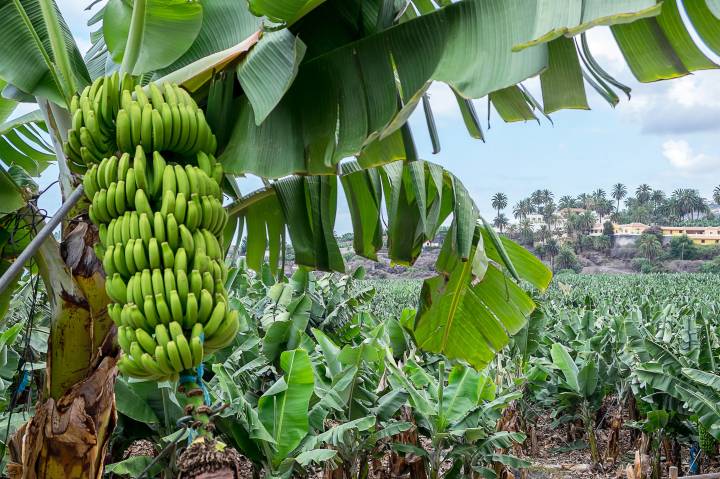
[669,235,698,260]
[631,258,666,274]
[556,245,582,273]
[700,257,720,274]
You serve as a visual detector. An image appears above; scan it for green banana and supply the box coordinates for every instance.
[165,341,184,372]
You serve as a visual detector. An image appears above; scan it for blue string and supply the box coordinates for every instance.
[197,332,211,406]
[187,427,197,445]
[15,369,30,396]
[690,444,700,474]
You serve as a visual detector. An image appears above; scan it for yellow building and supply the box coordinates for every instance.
[591,223,720,245]
[615,223,651,235]
[660,226,720,245]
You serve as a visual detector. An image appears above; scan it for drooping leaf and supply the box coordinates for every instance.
[0,111,54,177]
[489,86,537,123]
[414,240,534,370]
[340,161,383,261]
[274,176,344,272]
[654,0,717,72]
[479,225,552,292]
[540,37,589,113]
[223,0,550,177]
[451,88,484,139]
[610,0,718,84]
[242,190,284,273]
[514,0,661,50]
[236,30,306,125]
[683,0,720,56]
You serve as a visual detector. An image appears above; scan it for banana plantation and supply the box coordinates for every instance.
[0,0,718,478]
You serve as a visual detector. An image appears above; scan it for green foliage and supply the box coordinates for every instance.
[701,256,720,274]
[555,245,582,273]
[637,232,663,261]
[669,234,698,260]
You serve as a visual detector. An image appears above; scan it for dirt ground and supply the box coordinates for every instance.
[518,412,720,479]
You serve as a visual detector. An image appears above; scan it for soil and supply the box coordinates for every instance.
[579,252,634,274]
[518,410,720,479]
[519,412,633,478]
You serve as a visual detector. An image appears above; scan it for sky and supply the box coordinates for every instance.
[34,2,720,232]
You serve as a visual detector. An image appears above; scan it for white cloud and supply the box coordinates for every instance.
[582,26,720,135]
[662,139,720,174]
[584,27,627,76]
[667,76,720,108]
[618,74,720,134]
[426,82,461,118]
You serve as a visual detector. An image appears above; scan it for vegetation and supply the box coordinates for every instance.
[494,185,720,237]
[370,273,720,476]
[0,0,717,477]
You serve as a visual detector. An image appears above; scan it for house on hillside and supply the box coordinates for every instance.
[590,222,720,245]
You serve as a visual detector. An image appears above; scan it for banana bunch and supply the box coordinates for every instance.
[699,422,717,456]
[66,75,241,383]
[65,73,217,170]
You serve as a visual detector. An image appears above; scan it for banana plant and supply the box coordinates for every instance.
[629,311,720,443]
[387,355,525,478]
[549,343,605,465]
[212,349,336,478]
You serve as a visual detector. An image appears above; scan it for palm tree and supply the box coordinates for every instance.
[577,193,593,210]
[714,185,720,206]
[541,201,557,228]
[536,224,552,244]
[518,219,534,246]
[559,195,578,210]
[556,245,580,272]
[595,198,614,221]
[636,184,652,204]
[539,189,554,205]
[637,234,663,261]
[611,183,627,212]
[530,190,544,210]
[579,210,596,233]
[544,238,560,271]
[493,213,509,233]
[491,192,508,218]
[513,199,533,220]
[651,189,666,205]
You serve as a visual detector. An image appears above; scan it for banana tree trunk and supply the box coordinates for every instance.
[7,103,118,478]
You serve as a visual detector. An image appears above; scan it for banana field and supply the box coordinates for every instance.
[0,0,718,478]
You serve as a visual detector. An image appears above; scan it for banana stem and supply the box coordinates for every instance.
[179,372,213,439]
[121,0,147,75]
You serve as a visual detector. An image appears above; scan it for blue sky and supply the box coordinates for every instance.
[41,2,720,232]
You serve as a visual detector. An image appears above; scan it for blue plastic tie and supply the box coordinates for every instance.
[197,333,211,405]
[690,444,700,474]
[187,427,197,445]
[16,369,30,396]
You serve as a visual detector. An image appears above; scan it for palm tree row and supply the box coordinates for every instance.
[491,183,720,233]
